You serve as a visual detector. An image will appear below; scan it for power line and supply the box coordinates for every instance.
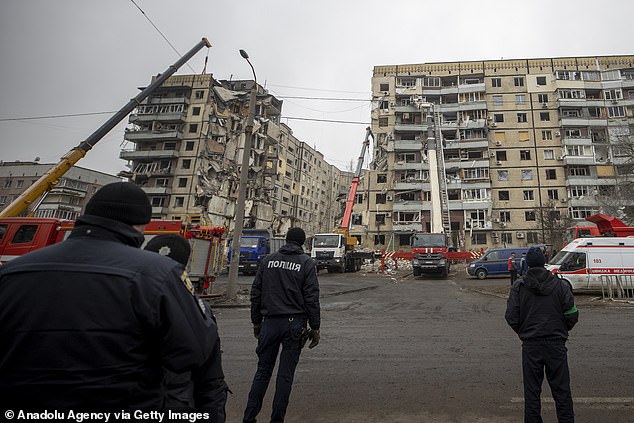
[267,83,369,95]
[0,111,116,122]
[128,0,197,74]
[282,116,369,125]
[0,111,370,126]
[275,95,370,102]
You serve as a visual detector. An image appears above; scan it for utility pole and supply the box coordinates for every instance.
[226,49,257,301]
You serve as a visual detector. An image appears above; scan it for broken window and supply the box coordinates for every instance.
[522,190,534,201]
[498,190,510,201]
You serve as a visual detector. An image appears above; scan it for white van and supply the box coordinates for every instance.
[547,237,634,291]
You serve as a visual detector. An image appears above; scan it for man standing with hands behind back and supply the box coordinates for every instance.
[243,227,320,423]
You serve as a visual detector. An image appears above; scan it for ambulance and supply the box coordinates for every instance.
[547,237,634,291]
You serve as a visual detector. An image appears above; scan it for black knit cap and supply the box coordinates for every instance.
[144,234,191,266]
[526,247,546,268]
[286,227,306,246]
[84,182,152,225]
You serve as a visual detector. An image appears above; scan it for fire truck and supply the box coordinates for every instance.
[0,217,225,295]
[311,128,374,273]
[409,106,453,278]
[565,213,634,244]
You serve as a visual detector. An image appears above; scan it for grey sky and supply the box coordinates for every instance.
[1,0,633,175]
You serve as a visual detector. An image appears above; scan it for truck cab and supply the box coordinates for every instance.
[311,233,347,273]
[0,218,74,264]
[410,233,450,278]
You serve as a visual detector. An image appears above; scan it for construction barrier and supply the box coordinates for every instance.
[601,275,634,301]
[380,248,486,273]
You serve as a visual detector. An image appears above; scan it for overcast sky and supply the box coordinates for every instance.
[1,0,633,175]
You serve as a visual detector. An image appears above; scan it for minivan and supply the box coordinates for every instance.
[466,245,548,279]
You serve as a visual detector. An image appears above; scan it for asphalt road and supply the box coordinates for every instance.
[211,265,634,422]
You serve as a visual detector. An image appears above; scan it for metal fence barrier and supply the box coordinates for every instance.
[601,275,634,301]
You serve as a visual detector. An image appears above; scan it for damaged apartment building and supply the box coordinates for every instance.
[361,55,634,251]
[119,73,351,236]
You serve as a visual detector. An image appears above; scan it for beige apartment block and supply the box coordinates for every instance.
[119,73,350,237]
[0,162,120,220]
[370,56,634,251]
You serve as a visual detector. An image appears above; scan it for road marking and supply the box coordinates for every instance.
[510,397,634,404]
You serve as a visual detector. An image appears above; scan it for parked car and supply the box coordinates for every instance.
[466,245,548,280]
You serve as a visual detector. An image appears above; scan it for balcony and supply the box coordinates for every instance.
[142,187,171,195]
[562,136,593,146]
[128,112,186,124]
[120,149,179,160]
[393,139,424,150]
[392,222,423,232]
[393,161,427,170]
[395,86,420,96]
[394,105,420,113]
[560,117,607,127]
[562,155,595,166]
[394,123,428,132]
[49,187,86,197]
[145,96,190,105]
[457,100,487,111]
[394,181,430,191]
[123,129,183,142]
[38,203,82,213]
[393,201,425,212]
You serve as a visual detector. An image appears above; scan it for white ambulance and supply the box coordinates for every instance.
[547,237,634,291]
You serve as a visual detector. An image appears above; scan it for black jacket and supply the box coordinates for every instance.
[505,266,579,341]
[0,215,224,413]
[250,242,320,330]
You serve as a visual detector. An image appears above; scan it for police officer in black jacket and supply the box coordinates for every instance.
[0,183,224,416]
[243,227,320,423]
[505,247,579,423]
[144,233,228,419]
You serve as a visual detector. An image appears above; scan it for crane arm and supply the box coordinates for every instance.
[0,38,212,218]
[340,127,373,231]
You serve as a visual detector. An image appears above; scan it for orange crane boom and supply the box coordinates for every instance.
[340,127,373,231]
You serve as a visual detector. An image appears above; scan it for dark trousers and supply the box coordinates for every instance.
[243,316,306,423]
[510,270,518,284]
[522,341,574,423]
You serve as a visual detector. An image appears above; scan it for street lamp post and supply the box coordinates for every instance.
[226,49,257,301]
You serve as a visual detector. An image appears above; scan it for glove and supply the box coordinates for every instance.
[308,329,320,349]
[253,323,262,339]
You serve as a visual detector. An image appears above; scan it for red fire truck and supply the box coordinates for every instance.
[0,218,225,295]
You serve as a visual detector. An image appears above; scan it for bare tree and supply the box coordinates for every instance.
[600,133,634,225]
[534,199,574,252]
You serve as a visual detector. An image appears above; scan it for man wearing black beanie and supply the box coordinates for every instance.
[505,247,579,423]
[244,227,321,423]
[0,182,224,417]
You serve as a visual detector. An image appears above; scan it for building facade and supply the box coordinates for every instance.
[0,161,121,219]
[369,56,634,251]
[119,73,351,237]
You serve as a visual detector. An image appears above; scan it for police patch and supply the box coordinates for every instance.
[180,270,195,296]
